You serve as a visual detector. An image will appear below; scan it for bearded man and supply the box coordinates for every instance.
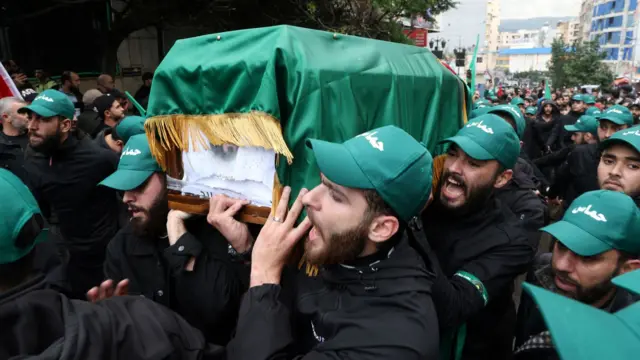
[19,90,121,299]
[514,190,640,359]
[226,125,440,359]
[421,114,535,359]
[93,134,251,346]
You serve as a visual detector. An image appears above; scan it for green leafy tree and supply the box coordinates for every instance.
[548,38,569,88]
[548,38,613,88]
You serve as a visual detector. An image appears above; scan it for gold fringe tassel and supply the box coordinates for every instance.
[145,111,294,172]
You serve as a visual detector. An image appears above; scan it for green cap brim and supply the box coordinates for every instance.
[564,125,582,132]
[612,270,640,295]
[306,139,374,190]
[523,283,640,360]
[99,169,155,191]
[600,137,640,154]
[599,116,626,125]
[541,219,612,256]
[440,136,495,161]
[18,104,58,118]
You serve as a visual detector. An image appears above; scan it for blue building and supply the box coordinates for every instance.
[590,0,639,63]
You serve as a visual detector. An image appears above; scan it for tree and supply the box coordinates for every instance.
[7,0,457,73]
[548,38,613,89]
[513,70,549,84]
[548,38,569,88]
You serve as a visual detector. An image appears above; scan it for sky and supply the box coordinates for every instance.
[437,0,582,47]
[501,0,581,19]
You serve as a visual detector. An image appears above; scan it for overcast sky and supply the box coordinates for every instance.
[437,0,582,47]
[501,0,582,19]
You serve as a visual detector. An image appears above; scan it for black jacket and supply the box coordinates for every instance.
[514,253,640,359]
[422,198,536,359]
[105,219,249,345]
[227,233,440,359]
[547,111,583,150]
[94,127,112,151]
[523,101,559,159]
[23,134,120,256]
[0,132,29,183]
[0,275,224,360]
[495,160,548,244]
[547,143,600,207]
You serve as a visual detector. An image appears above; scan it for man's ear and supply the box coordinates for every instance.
[59,118,72,133]
[368,215,399,244]
[494,169,513,189]
[619,259,640,274]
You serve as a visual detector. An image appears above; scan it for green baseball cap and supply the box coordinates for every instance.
[17,89,75,120]
[473,99,491,109]
[306,125,433,222]
[487,104,525,139]
[585,107,602,117]
[571,94,585,102]
[99,134,163,191]
[541,190,640,257]
[470,106,492,119]
[522,272,640,360]
[599,105,634,126]
[114,116,146,145]
[564,115,599,135]
[525,106,537,115]
[0,169,48,265]
[584,94,596,105]
[440,114,520,169]
[490,95,499,101]
[510,97,525,106]
[600,125,640,154]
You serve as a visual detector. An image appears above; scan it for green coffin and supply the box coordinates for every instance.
[145,25,467,200]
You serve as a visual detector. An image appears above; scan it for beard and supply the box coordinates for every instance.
[552,264,620,305]
[130,188,169,238]
[29,129,62,154]
[304,214,371,266]
[435,170,496,217]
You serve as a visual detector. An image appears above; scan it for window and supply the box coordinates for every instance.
[623,47,634,60]
[631,0,638,11]
[614,0,625,12]
[477,57,483,63]
[625,31,634,44]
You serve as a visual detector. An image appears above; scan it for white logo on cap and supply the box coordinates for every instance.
[35,95,54,102]
[121,148,141,158]
[623,130,640,136]
[571,205,607,222]
[607,108,623,114]
[506,107,521,118]
[467,121,494,134]
[357,131,384,151]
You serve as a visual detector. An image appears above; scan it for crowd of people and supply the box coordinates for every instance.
[1,57,640,360]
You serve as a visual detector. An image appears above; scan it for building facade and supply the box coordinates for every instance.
[499,29,542,49]
[497,48,553,73]
[589,0,638,69]
[578,0,596,42]
[484,0,501,71]
[557,19,582,43]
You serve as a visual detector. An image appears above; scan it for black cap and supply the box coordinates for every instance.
[20,88,38,103]
[93,94,117,119]
[107,89,126,100]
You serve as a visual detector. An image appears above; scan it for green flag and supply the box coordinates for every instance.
[125,91,146,116]
[544,80,552,100]
[469,34,480,94]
